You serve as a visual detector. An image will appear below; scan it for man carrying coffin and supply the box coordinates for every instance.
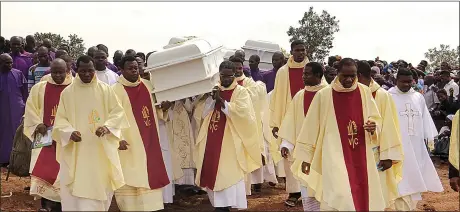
[356,60,404,209]
[111,55,170,211]
[270,40,309,206]
[52,55,129,211]
[195,61,261,211]
[388,68,443,211]
[277,61,327,211]
[293,58,393,211]
[229,55,266,194]
[24,58,73,212]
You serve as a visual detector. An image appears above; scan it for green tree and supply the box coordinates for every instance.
[287,7,340,62]
[280,47,291,57]
[424,44,459,70]
[34,32,86,58]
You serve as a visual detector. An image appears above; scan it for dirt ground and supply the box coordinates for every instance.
[1,164,458,211]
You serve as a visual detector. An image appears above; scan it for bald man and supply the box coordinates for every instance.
[41,39,56,59]
[28,46,51,91]
[234,50,251,77]
[87,46,99,58]
[0,53,28,166]
[24,58,73,212]
[10,36,33,78]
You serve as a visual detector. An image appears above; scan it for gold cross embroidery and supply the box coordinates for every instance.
[88,110,101,133]
[209,110,220,133]
[347,120,358,149]
[50,105,58,125]
[37,184,46,195]
[142,106,151,127]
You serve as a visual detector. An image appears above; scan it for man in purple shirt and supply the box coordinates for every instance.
[262,51,284,93]
[96,44,119,73]
[0,53,28,166]
[248,55,265,82]
[234,50,251,77]
[9,36,33,79]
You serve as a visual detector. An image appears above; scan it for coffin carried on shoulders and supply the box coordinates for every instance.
[146,37,224,103]
[242,40,281,70]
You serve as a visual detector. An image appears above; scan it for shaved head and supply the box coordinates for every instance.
[234,50,246,61]
[0,53,13,72]
[51,58,66,67]
[50,58,67,84]
[87,46,99,58]
[42,38,52,48]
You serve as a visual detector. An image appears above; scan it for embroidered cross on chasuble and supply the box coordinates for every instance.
[332,88,369,211]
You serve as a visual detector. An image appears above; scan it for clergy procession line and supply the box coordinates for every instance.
[1,36,459,212]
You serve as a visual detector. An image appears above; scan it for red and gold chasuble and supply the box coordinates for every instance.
[199,89,234,190]
[303,91,317,116]
[332,88,369,211]
[288,67,304,98]
[124,82,170,189]
[31,83,67,185]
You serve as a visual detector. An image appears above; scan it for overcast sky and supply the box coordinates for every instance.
[1,2,459,64]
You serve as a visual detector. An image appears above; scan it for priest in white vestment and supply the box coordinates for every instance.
[93,50,119,85]
[388,68,443,211]
[52,55,129,211]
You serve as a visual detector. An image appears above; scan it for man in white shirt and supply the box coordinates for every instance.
[93,50,119,85]
[440,62,459,101]
[423,75,439,109]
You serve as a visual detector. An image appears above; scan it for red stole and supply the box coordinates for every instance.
[199,88,234,190]
[372,91,377,99]
[31,83,67,185]
[124,82,170,189]
[303,90,317,116]
[332,88,369,211]
[237,80,243,86]
[288,67,305,98]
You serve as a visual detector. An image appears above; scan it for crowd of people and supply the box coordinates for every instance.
[0,35,459,212]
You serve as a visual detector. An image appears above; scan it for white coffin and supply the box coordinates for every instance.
[242,40,281,67]
[146,38,224,102]
[222,48,236,60]
[154,73,219,104]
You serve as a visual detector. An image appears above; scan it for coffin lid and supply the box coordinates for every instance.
[242,40,281,53]
[163,37,196,49]
[147,37,224,71]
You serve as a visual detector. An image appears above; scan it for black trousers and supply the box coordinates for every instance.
[40,198,62,212]
[214,206,230,212]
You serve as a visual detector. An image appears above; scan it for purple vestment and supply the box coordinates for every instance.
[10,53,33,79]
[250,68,265,82]
[0,69,28,164]
[107,62,119,74]
[262,68,279,93]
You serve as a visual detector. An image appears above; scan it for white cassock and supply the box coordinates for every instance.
[171,99,196,185]
[159,115,175,204]
[95,68,119,85]
[262,91,278,184]
[388,87,443,209]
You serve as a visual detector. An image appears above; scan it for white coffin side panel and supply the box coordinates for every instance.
[223,48,236,60]
[242,40,281,65]
[146,38,224,92]
[153,74,219,103]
